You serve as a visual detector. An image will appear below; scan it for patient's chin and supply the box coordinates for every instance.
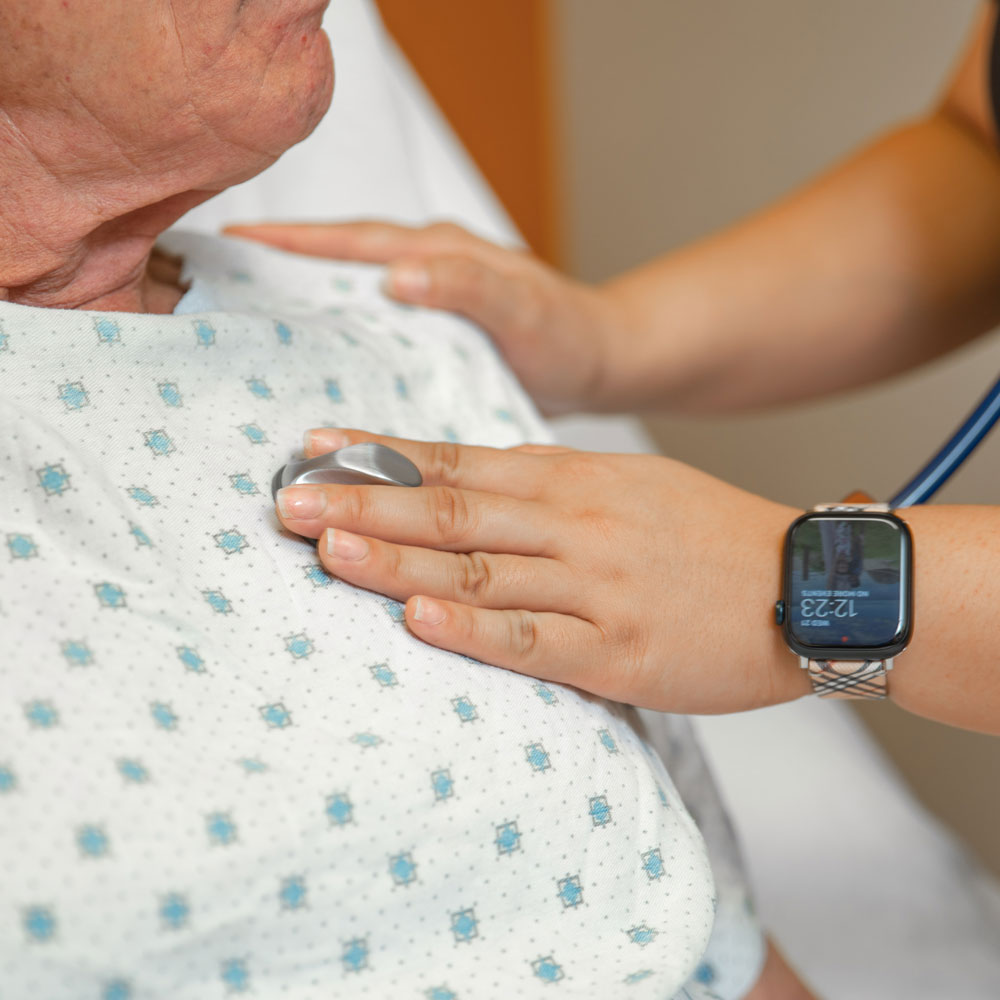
[267,29,335,155]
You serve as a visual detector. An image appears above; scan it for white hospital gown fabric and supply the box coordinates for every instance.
[0,233,760,1000]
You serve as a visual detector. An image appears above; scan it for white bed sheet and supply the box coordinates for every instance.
[177,2,1000,995]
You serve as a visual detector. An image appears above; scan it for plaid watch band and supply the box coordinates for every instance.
[804,658,890,700]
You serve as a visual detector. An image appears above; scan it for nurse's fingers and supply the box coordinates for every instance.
[223,220,516,268]
[302,427,570,497]
[382,252,545,337]
[276,483,557,555]
[318,529,582,614]
[402,597,604,688]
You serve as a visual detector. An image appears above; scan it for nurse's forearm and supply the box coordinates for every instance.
[600,112,1000,413]
[879,504,1000,734]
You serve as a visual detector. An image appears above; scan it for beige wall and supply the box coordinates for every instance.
[552,0,1000,875]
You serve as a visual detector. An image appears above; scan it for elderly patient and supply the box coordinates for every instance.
[0,3,769,998]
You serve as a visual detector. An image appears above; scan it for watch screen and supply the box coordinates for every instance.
[787,517,906,649]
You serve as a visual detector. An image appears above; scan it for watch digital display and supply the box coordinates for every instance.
[785,515,910,652]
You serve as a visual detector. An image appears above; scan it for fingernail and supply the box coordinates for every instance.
[387,264,429,300]
[326,529,369,561]
[277,487,327,520]
[412,596,446,625]
[306,428,350,454]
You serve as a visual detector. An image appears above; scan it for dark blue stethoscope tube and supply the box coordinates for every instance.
[890,372,1000,508]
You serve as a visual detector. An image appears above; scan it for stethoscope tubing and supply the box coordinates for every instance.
[890,372,1000,508]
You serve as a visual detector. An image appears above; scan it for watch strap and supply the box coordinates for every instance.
[801,656,891,700]
[803,500,891,700]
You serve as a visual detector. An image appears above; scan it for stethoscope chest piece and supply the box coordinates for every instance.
[271,442,422,499]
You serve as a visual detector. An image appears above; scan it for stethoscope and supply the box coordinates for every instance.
[889,372,1000,507]
[272,375,1000,505]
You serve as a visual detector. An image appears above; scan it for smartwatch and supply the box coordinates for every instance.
[775,502,914,700]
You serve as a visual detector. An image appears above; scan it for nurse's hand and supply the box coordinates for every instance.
[224,221,625,416]
[275,428,809,714]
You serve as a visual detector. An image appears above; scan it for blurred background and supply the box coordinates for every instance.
[374,0,1000,877]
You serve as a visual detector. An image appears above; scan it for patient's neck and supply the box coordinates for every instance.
[0,139,209,314]
[0,194,203,315]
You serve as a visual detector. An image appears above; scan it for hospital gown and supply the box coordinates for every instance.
[0,232,763,999]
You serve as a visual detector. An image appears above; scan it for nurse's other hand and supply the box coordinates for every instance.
[275,428,809,715]
[224,220,623,415]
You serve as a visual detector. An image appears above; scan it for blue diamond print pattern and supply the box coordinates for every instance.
[207,813,237,846]
[61,640,93,666]
[695,961,716,984]
[624,970,654,985]
[369,662,397,687]
[160,893,190,930]
[324,378,343,402]
[194,321,215,347]
[451,696,477,723]
[129,522,153,547]
[229,473,259,496]
[177,646,206,673]
[495,821,521,856]
[102,979,131,1000]
[0,765,16,793]
[342,937,368,973]
[351,732,382,749]
[641,848,665,881]
[239,423,267,445]
[450,908,478,943]
[260,703,292,728]
[597,728,618,754]
[275,321,293,345]
[627,924,656,947]
[303,563,332,587]
[37,464,71,496]
[158,381,182,407]
[117,759,149,783]
[77,825,109,857]
[426,988,457,1000]
[525,742,550,772]
[534,683,558,705]
[220,957,249,992]
[203,590,233,614]
[25,701,58,728]
[557,875,583,908]
[531,956,564,983]
[380,597,406,622]
[325,792,353,827]
[245,377,272,400]
[95,318,121,344]
[431,769,453,801]
[214,528,248,555]
[389,851,417,886]
[127,486,158,507]
[58,381,89,411]
[95,582,126,609]
[279,876,307,909]
[589,795,611,827]
[143,429,175,456]
[284,633,314,659]
[151,702,178,731]
[24,906,56,942]
[7,533,37,559]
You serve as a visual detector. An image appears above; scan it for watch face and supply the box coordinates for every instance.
[784,514,911,654]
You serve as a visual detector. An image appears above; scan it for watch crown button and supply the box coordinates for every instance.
[774,600,786,625]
